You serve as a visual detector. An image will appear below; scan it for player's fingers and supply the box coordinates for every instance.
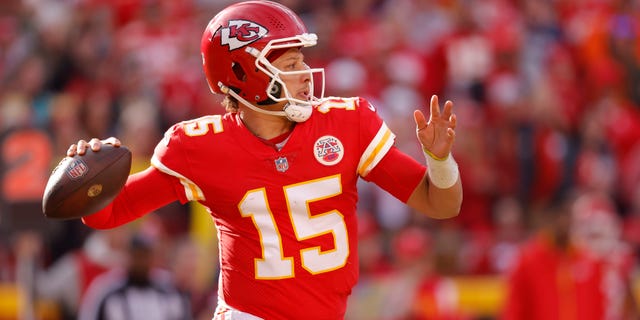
[89,138,102,152]
[414,109,428,131]
[442,100,453,120]
[76,140,90,155]
[429,95,441,119]
[447,127,456,140]
[102,137,121,147]
[67,144,78,157]
[449,113,457,130]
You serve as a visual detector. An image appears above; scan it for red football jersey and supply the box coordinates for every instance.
[150,97,420,319]
[82,97,428,318]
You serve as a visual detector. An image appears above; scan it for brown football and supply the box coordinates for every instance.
[42,144,131,220]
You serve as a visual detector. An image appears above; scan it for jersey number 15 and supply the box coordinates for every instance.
[239,175,349,279]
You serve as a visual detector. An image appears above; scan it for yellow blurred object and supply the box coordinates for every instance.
[452,276,506,317]
[0,284,60,320]
[452,274,640,318]
[634,274,640,309]
[189,202,219,290]
[0,284,20,319]
[190,201,215,246]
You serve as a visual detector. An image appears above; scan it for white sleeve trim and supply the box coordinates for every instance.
[357,122,395,177]
[151,155,205,201]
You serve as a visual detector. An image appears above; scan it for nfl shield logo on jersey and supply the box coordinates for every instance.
[274,157,289,172]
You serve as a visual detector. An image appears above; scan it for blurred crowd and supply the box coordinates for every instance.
[0,0,639,319]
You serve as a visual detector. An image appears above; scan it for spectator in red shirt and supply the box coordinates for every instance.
[501,191,638,320]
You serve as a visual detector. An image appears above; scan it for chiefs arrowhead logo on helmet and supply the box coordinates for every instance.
[220,20,268,51]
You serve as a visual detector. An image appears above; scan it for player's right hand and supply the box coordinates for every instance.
[67,137,121,157]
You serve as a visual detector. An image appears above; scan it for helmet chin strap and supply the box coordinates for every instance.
[221,83,312,122]
[283,103,312,122]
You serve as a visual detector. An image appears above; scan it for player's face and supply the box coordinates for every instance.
[271,48,312,102]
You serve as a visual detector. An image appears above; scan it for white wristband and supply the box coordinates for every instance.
[425,152,459,189]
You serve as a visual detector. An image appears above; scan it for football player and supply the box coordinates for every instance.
[69,1,463,319]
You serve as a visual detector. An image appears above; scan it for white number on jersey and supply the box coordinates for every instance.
[316,97,357,114]
[239,175,349,279]
[183,115,224,136]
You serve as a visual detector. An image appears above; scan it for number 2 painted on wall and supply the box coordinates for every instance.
[2,130,52,201]
[239,175,349,279]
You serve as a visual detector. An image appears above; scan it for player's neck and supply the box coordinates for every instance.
[239,110,295,140]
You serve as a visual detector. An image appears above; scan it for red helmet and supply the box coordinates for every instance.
[201,1,324,121]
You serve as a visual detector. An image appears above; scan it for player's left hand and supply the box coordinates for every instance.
[414,95,456,160]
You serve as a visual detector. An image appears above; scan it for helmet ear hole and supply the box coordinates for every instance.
[269,82,282,96]
[232,63,246,82]
[257,82,282,105]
